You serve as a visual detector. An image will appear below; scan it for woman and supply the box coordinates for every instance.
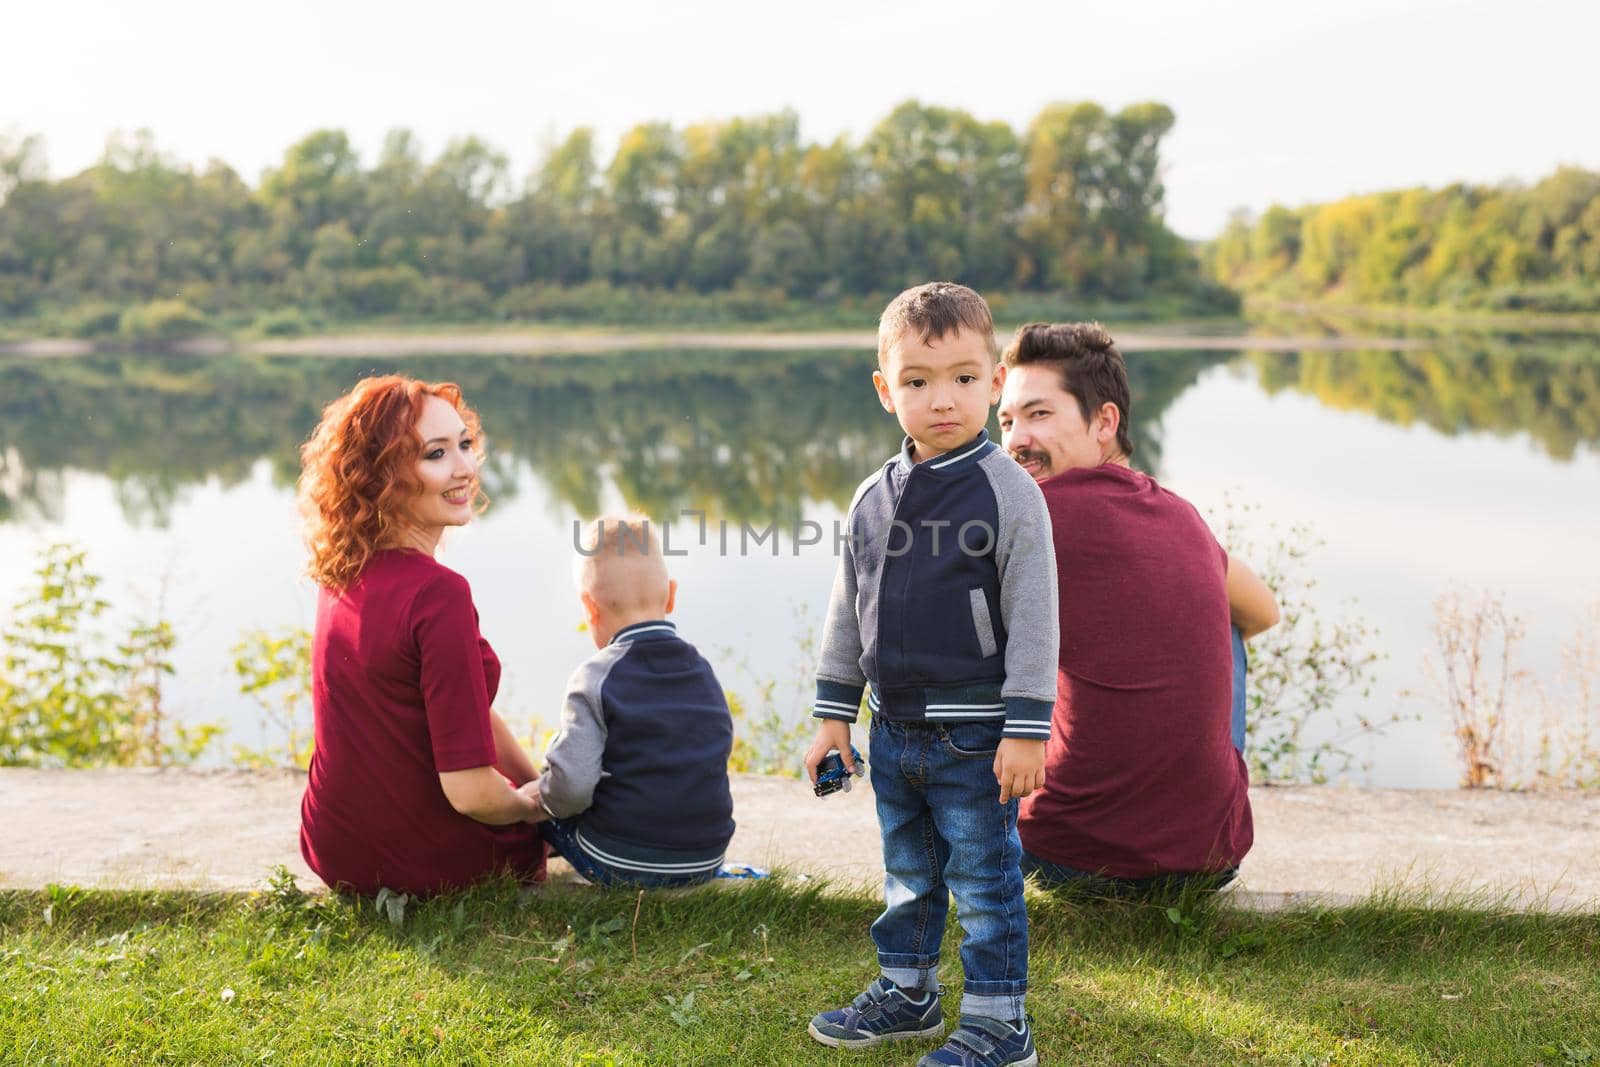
[297,374,547,896]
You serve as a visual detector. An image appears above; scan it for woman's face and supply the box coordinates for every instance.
[404,394,479,536]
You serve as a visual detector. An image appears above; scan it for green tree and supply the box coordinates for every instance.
[259,129,364,263]
[863,101,1022,287]
[1018,100,1188,296]
[1206,167,1600,312]
[0,103,1242,324]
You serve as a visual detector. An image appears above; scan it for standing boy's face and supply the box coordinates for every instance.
[873,327,1002,462]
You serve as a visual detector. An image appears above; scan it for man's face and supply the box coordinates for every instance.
[873,327,1002,462]
[998,363,1107,480]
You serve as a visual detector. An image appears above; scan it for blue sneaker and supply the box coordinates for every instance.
[917,1015,1037,1067]
[807,978,944,1048]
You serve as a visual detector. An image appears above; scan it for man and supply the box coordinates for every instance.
[997,322,1279,891]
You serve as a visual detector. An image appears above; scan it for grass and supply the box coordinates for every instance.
[1244,297,1600,337]
[2,873,1598,1065]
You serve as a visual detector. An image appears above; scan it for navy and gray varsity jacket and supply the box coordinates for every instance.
[814,430,1059,740]
[540,620,735,875]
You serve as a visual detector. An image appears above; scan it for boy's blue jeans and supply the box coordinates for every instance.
[868,714,1029,1023]
[538,818,717,889]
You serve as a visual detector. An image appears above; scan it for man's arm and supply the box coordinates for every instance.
[1227,556,1280,639]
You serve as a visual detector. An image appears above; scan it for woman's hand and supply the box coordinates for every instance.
[438,766,542,825]
[516,780,549,824]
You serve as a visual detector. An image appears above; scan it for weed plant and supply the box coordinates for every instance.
[1207,498,1393,783]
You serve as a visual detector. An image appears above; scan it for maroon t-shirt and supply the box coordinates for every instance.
[299,550,546,896]
[1017,464,1252,878]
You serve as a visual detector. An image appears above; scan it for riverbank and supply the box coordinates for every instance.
[3,769,1595,910]
[9,296,1598,359]
[1246,297,1600,336]
[0,324,1430,359]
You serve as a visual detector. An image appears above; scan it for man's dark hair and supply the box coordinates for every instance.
[1002,322,1134,459]
[878,282,998,366]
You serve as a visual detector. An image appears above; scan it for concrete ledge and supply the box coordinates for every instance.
[1,769,1595,911]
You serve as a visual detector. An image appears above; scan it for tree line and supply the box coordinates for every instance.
[1206,167,1600,313]
[0,101,1234,336]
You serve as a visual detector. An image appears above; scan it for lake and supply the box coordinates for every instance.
[2,335,1596,787]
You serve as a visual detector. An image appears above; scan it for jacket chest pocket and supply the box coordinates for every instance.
[968,588,999,659]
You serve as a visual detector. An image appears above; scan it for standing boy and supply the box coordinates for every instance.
[804,283,1058,1067]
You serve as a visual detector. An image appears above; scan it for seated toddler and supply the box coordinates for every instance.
[535,514,735,887]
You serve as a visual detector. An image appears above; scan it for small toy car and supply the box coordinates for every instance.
[814,745,866,797]
[714,863,769,880]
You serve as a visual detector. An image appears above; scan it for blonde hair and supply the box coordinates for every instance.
[573,514,671,615]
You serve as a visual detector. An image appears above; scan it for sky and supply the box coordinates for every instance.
[3,0,1596,238]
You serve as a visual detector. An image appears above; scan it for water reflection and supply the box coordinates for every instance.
[1245,340,1600,461]
[0,347,1234,527]
[3,338,1595,788]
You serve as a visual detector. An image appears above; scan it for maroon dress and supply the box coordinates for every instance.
[300,550,546,895]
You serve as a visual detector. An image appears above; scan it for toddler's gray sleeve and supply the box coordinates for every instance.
[984,455,1060,740]
[814,527,867,721]
[539,650,619,818]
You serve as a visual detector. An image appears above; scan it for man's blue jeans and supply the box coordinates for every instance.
[1231,625,1248,755]
[1022,627,1249,894]
[869,715,1029,1023]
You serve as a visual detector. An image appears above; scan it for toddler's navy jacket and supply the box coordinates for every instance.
[541,620,734,876]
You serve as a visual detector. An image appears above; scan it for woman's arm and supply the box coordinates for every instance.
[1226,555,1281,640]
[438,767,543,825]
[410,572,541,823]
[488,709,538,786]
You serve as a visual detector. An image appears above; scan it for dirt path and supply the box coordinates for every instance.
[0,329,1423,359]
[2,770,1595,910]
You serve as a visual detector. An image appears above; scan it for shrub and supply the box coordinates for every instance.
[1208,497,1389,783]
[1477,281,1600,314]
[253,307,314,336]
[229,627,313,769]
[415,276,493,319]
[335,266,423,316]
[0,544,220,766]
[494,281,803,326]
[1426,591,1600,790]
[1426,590,1526,788]
[65,302,126,339]
[118,299,211,342]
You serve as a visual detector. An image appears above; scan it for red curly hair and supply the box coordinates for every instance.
[297,375,486,589]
